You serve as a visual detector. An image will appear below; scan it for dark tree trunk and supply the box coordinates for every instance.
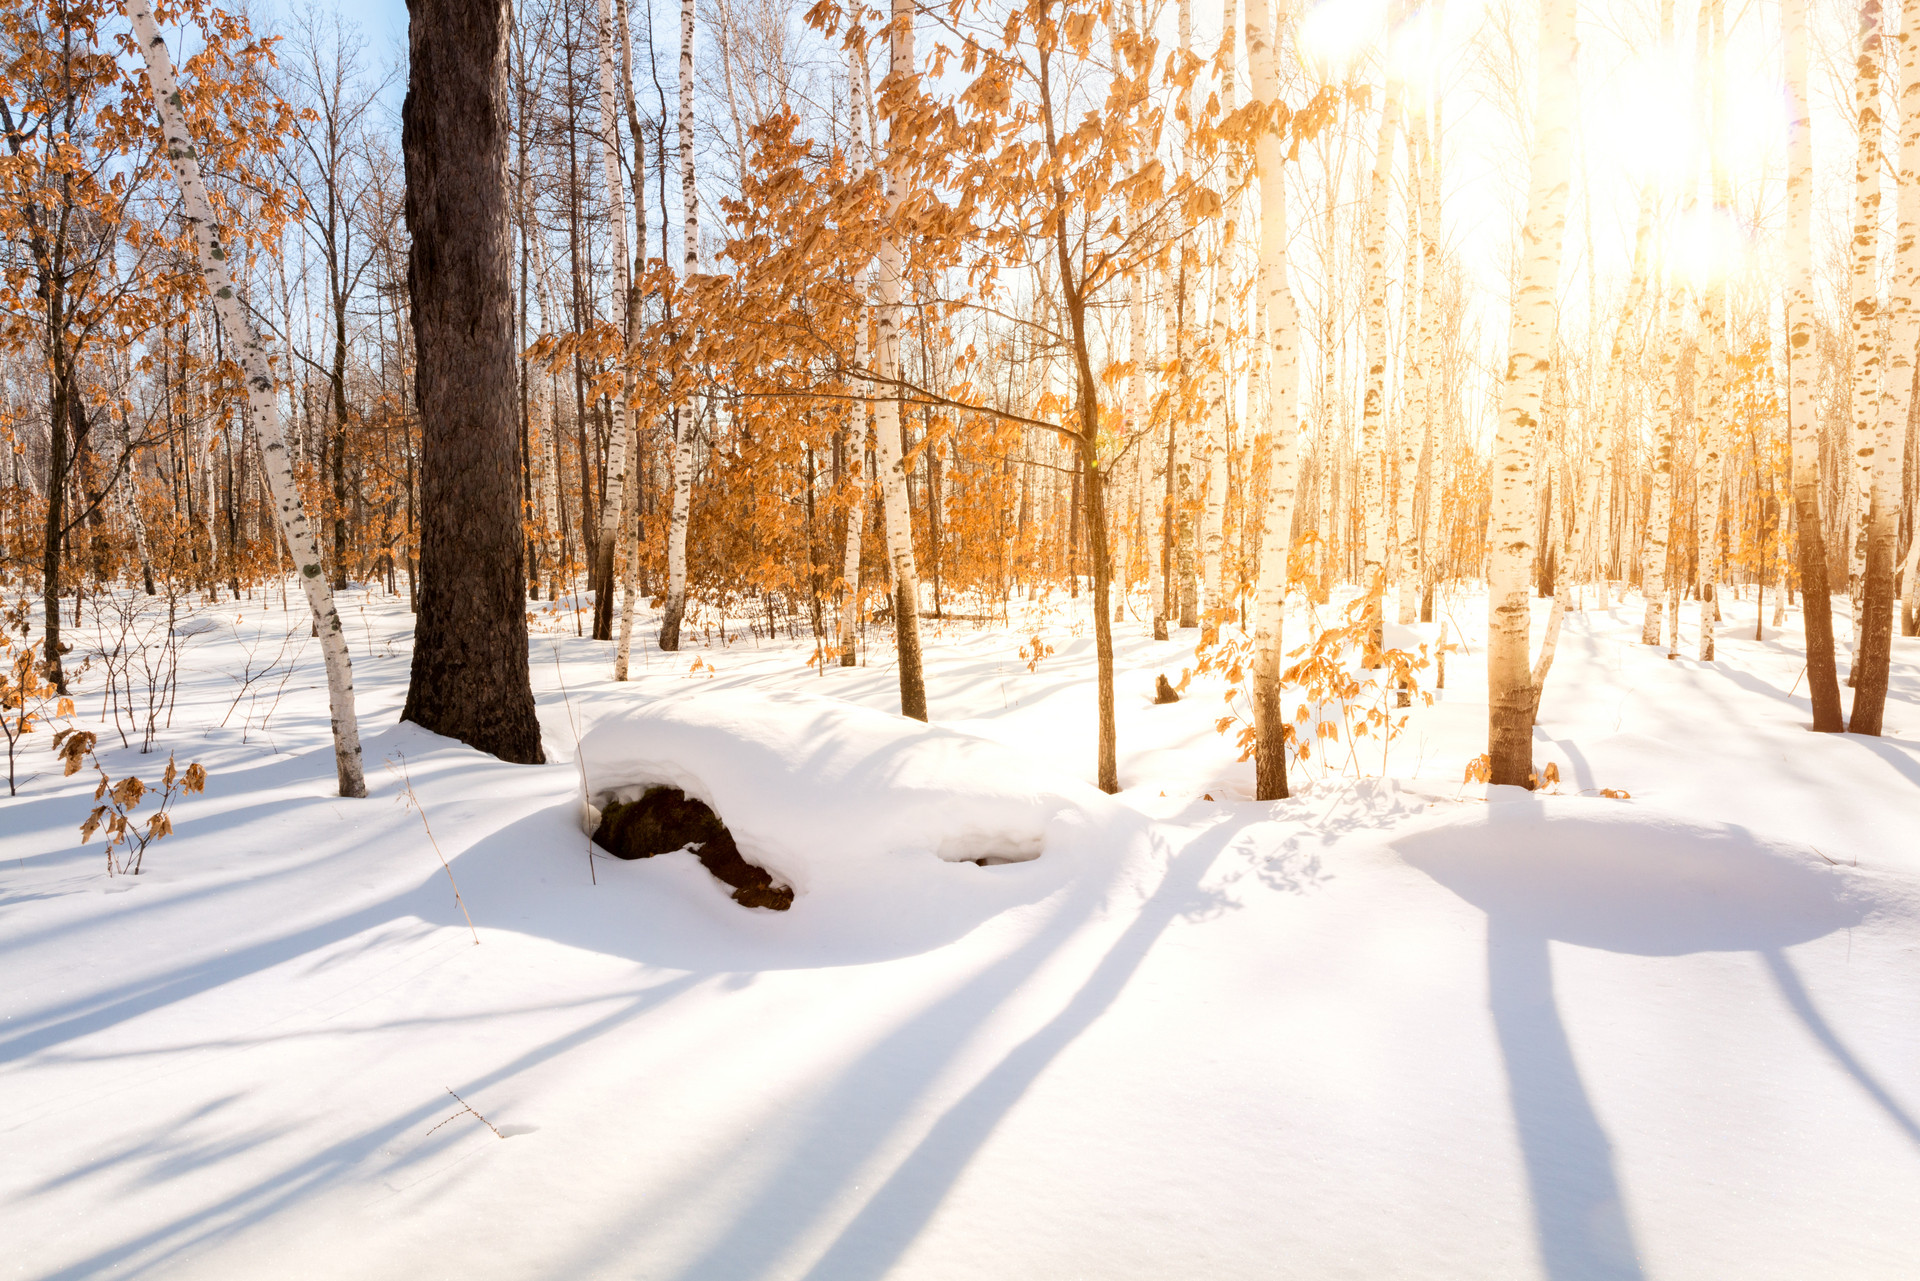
[1849,489,1897,735]
[1791,486,1844,733]
[400,0,544,764]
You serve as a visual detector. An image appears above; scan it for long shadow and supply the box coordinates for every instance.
[1399,806,1868,1281]
[624,812,1213,1281]
[1762,947,1920,1150]
[40,973,705,1280]
[787,814,1247,1281]
[1844,735,1920,791]
[1488,918,1645,1281]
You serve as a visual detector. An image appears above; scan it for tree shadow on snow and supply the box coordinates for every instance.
[1398,801,1876,1281]
[550,814,1238,1281]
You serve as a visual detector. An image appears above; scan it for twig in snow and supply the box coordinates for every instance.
[387,752,479,944]
[425,1088,503,1139]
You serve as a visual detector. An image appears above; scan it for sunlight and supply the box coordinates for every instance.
[1298,0,1390,82]
[1585,47,1698,191]
[1713,72,1790,175]
[1665,203,1749,290]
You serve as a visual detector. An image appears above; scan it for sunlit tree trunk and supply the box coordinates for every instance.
[1359,68,1400,660]
[1248,0,1303,801]
[660,0,700,652]
[1785,0,1847,730]
[1197,0,1239,629]
[1642,292,1679,646]
[1851,2,1920,733]
[1396,93,1432,627]
[591,0,633,644]
[1845,0,1886,681]
[399,0,545,763]
[1695,302,1725,660]
[128,0,366,796]
[871,0,928,718]
[1486,0,1577,788]
[1201,217,1234,629]
[837,47,876,668]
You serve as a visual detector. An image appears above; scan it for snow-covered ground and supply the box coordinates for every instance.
[3,582,1918,1279]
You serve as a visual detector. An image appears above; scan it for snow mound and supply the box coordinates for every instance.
[1395,805,1873,955]
[575,689,1123,941]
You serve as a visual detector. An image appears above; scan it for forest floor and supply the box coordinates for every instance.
[3,580,1919,1280]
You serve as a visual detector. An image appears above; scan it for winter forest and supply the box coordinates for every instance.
[4,0,1919,1275]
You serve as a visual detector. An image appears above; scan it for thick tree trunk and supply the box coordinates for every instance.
[1485,0,1577,788]
[129,0,367,795]
[1248,0,1303,802]
[398,0,544,764]
[1845,0,1885,682]
[1784,0,1846,731]
[1851,6,1920,734]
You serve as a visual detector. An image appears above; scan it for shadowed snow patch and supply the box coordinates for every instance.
[1395,807,1872,955]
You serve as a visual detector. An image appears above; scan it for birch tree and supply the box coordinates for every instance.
[126,0,366,797]
[1358,63,1400,659]
[1485,0,1577,788]
[870,0,929,719]
[1850,0,1920,734]
[1784,0,1846,731]
[1247,0,1304,801]
[659,0,701,652]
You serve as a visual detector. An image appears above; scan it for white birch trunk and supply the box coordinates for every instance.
[871,0,927,717]
[597,0,633,610]
[1359,73,1401,650]
[128,0,363,797]
[1395,99,1428,625]
[1858,2,1920,708]
[1642,292,1679,645]
[1485,0,1577,787]
[837,47,876,667]
[1247,0,1304,800]
[660,0,699,649]
[1847,0,1886,676]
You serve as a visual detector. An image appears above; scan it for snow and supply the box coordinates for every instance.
[3,585,1919,1279]
[575,689,1132,959]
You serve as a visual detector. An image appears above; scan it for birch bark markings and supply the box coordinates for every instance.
[873,0,929,720]
[1248,0,1304,802]
[837,46,876,669]
[1784,0,1847,731]
[591,0,633,646]
[1485,0,1577,788]
[1845,0,1885,676]
[1850,1,1920,734]
[126,0,366,799]
[1359,70,1400,659]
[1641,295,1679,646]
[660,0,699,652]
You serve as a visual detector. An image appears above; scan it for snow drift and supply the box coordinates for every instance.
[573,689,1130,948]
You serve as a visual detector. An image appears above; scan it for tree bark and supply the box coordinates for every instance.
[1358,68,1400,661]
[1247,0,1303,802]
[129,0,367,795]
[1784,0,1846,732]
[1485,0,1577,788]
[1851,3,1920,734]
[399,0,544,764]
[659,0,701,651]
[870,0,928,719]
